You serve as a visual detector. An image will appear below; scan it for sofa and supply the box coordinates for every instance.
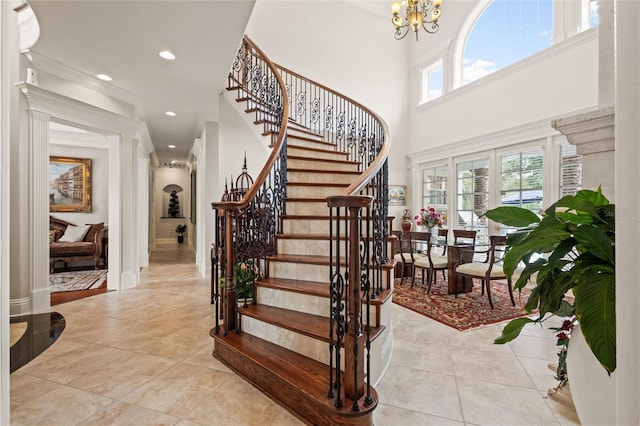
[49,216,108,273]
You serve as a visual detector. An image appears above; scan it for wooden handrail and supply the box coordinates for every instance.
[211,35,289,211]
[274,63,391,196]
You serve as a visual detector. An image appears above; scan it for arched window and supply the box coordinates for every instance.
[460,0,553,86]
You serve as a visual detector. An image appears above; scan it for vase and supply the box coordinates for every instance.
[427,226,438,244]
[566,324,617,425]
[401,209,412,234]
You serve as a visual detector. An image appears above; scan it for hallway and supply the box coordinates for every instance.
[10,242,578,425]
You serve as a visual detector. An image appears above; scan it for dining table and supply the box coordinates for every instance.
[446,243,476,294]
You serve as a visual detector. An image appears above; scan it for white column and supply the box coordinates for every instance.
[107,134,121,290]
[137,146,149,269]
[29,109,51,312]
[120,135,138,289]
[614,1,640,424]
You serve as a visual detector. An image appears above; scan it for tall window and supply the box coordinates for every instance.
[500,149,543,212]
[420,60,444,104]
[422,165,448,224]
[560,144,582,196]
[456,159,489,243]
[462,0,553,85]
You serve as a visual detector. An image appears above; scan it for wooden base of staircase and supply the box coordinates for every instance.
[210,331,378,426]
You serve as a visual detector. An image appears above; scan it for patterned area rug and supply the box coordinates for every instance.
[393,272,533,331]
[49,269,108,293]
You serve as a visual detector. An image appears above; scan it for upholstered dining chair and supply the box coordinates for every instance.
[410,231,447,293]
[392,230,413,284]
[454,235,515,309]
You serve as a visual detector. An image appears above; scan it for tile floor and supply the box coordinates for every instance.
[10,242,580,425]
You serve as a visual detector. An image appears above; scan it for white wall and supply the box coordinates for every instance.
[154,167,189,240]
[408,31,599,153]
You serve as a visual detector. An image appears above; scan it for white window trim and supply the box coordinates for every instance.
[419,59,444,105]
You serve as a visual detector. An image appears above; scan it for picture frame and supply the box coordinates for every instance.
[389,184,407,206]
[49,156,92,213]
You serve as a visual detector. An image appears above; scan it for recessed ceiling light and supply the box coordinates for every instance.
[159,50,176,61]
[165,111,176,117]
[96,74,112,81]
[168,144,176,149]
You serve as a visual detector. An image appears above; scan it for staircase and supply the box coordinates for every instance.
[211,36,393,426]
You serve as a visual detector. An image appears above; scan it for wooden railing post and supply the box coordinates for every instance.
[327,195,373,409]
[223,208,236,334]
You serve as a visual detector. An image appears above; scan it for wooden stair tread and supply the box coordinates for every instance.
[288,144,349,157]
[240,304,385,343]
[257,277,394,307]
[268,253,331,265]
[211,332,378,423]
[258,277,328,297]
[287,182,349,188]
[288,167,360,175]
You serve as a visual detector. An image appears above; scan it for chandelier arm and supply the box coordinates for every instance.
[394,26,410,40]
[421,21,440,34]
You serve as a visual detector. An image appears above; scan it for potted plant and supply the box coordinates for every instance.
[175,224,187,243]
[484,188,615,423]
[233,259,260,300]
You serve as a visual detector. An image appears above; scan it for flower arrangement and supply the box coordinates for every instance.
[414,207,443,228]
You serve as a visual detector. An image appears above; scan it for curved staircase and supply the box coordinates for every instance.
[211,36,393,426]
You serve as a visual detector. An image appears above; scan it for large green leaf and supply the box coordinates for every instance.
[573,226,615,264]
[484,206,540,227]
[494,317,535,344]
[574,272,616,373]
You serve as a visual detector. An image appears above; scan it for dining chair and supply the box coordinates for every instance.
[411,231,447,293]
[392,230,413,284]
[453,229,477,246]
[454,235,515,309]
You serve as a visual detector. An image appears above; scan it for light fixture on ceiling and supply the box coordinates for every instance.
[159,50,176,61]
[165,111,176,117]
[391,0,442,41]
[96,73,112,81]
[168,144,176,149]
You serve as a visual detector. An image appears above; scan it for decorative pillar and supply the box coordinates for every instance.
[614,1,640,424]
[551,107,615,201]
[28,109,51,313]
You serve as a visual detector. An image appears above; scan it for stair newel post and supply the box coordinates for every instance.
[224,208,237,335]
[327,195,373,410]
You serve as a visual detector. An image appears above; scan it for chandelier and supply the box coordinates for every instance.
[391,0,442,41]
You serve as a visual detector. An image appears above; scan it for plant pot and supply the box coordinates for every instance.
[567,324,617,425]
[177,235,184,244]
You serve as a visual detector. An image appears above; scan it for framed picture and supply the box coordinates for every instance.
[49,156,92,212]
[389,184,407,206]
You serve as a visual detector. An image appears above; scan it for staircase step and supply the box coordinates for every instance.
[211,331,377,426]
[289,156,360,172]
[288,169,360,185]
[287,182,348,198]
[286,134,337,150]
[287,145,349,161]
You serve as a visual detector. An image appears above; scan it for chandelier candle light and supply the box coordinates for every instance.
[391,0,442,41]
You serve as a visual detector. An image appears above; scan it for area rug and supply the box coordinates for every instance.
[49,269,108,293]
[393,272,534,331]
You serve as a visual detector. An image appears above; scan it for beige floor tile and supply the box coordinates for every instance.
[10,385,115,426]
[451,348,536,389]
[183,375,288,426]
[182,344,233,373]
[518,356,562,392]
[375,364,463,421]
[77,401,180,425]
[373,403,464,426]
[457,377,560,425]
[121,362,233,417]
[9,372,61,410]
[507,334,559,362]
